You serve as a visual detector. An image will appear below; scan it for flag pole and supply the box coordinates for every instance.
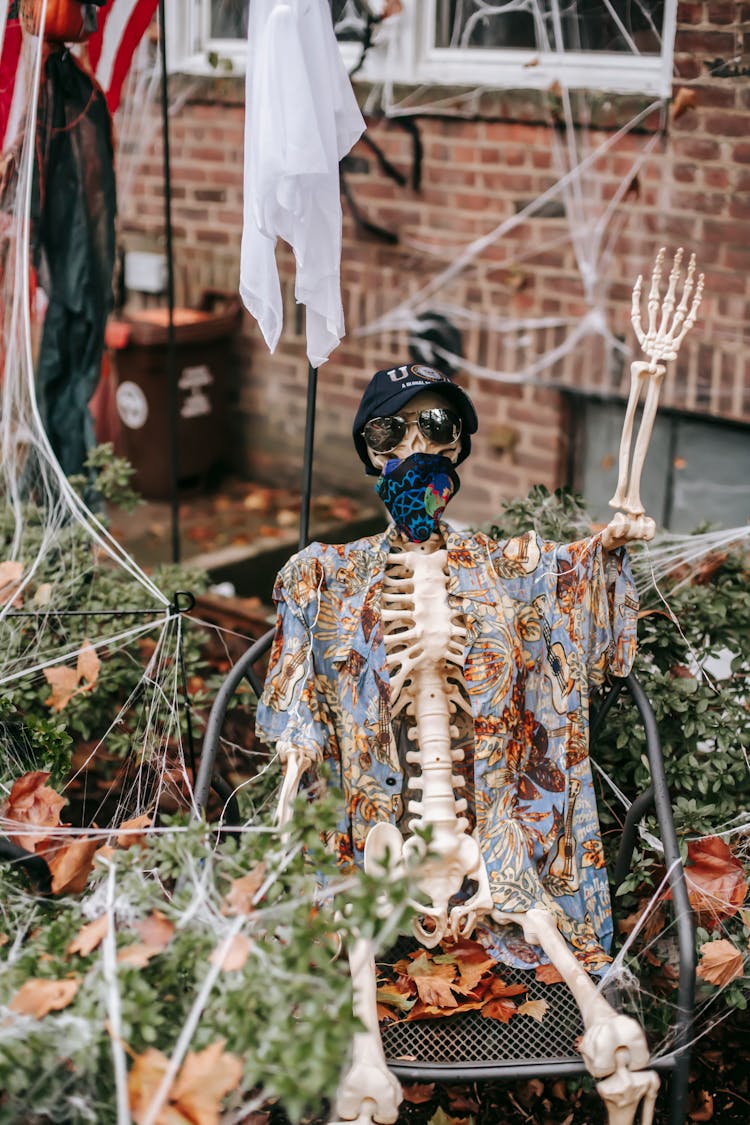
[157,0,179,563]
[298,361,318,552]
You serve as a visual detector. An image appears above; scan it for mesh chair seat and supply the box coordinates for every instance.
[379,933,589,1074]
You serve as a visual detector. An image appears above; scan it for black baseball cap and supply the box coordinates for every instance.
[353,363,478,475]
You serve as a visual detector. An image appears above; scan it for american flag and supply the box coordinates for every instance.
[85,0,159,113]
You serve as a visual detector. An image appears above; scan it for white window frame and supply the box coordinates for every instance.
[166,0,677,98]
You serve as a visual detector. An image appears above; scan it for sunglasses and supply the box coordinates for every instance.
[362,408,462,454]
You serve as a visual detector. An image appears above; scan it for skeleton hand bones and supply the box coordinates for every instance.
[605,247,704,546]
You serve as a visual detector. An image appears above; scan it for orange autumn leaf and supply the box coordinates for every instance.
[116,813,153,849]
[9,977,79,1018]
[210,932,251,972]
[696,939,745,988]
[481,995,518,1022]
[679,837,748,924]
[403,952,458,1008]
[44,666,85,712]
[0,559,23,606]
[46,837,101,895]
[535,962,564,985]
[402,1083,436,1104]
[433,938,497,995]
[671,86,697,121]
[118,943,162,969]
[1,771,66,853]
[223,863,266,915]
[44,639,100,712]
[67,914,109,957]
[129,1041,243,1125]
[170,1040,243,1125]
[134,911,174,951]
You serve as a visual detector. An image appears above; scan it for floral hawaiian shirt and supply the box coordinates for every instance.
[256,522,638,973]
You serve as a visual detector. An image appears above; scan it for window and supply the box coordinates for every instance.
[574,399,750,532]
[166,0,676,97]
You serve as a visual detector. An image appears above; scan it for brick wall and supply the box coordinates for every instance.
[116,0,750,528]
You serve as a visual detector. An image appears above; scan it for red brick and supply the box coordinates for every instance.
[703,112,750,136]
[732,142,750,163]
[673,163,697,183]
[672,136,721,160]
[703,166,730,188]
[706,1,739,23]
[674,30,735,53]
[677,2,706,25]
[693,85,737,109]
[673,55,703,80]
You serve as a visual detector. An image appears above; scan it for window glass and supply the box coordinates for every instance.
[210,0,247,39]
[435,0,665,54]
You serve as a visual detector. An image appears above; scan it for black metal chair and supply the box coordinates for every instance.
[195,630,695,1125]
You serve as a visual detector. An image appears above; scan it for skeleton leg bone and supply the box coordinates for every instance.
[494,907,658,1125]
[330,936,403,1125]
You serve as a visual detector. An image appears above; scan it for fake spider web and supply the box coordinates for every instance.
[0,4,747,1122]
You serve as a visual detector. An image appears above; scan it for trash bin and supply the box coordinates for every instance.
[106,291,241,499]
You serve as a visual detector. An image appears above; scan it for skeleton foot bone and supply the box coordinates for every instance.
[597,1056,660,1125]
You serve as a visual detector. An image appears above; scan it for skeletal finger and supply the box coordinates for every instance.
[658,247,682,336]
[646,247,665,340]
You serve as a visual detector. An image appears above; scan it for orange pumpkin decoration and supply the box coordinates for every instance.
[20,0,91,44]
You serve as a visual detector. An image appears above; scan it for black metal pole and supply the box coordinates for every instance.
[298,362,318,551]
[158,0,180,563]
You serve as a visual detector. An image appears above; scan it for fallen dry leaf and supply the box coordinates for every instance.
[32,582,53,606]
[118,943,162,969]
[671,86,698,121]
[403,952,458,1008]
[402,1083,435,1104]
[46,837,101,895]
[1,771,66,853]
[696,938,745,988]
[171,1040,243,1125]
[535,962,564,985]
[0,559,23,606]
[517,997,549,1022]
[76,640,100,686]
[210,932,251,972]
[116,813,153,849]
[67,914,109,957]
[9,977,79,1018]
[688,1089,714,1121]
[223,863,266,915]
[433,938,496,995]
[44,639,100,712]
[134,911,174,951]
[680,837,748,924]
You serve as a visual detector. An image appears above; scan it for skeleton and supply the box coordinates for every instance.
[273,250,701,1125]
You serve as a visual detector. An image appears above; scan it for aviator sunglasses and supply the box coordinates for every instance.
[362,407,462,454]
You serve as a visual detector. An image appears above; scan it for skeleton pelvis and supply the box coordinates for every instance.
[363,821,488,945]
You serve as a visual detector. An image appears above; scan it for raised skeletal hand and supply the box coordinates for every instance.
[605,248,704,538]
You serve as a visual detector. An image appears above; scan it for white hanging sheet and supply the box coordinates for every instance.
[240,0,365,367]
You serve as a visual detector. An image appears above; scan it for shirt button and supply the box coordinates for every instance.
[385,777,397,787]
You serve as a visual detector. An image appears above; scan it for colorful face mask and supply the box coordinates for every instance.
[375,453,460,543]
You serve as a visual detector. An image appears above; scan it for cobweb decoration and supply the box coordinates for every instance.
[0,6,746,1123]
[0,16,205,833]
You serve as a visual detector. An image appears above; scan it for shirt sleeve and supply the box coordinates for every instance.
[255,557,332,761]
[555,534,639,687]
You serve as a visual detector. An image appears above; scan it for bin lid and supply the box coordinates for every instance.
[106,300,242,348]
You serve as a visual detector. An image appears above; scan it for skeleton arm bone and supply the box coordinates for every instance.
[274,741,314,828]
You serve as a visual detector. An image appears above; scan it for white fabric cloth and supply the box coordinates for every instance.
[240,0,365,367]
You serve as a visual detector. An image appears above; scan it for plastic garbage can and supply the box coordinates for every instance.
[106,291,241,499]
